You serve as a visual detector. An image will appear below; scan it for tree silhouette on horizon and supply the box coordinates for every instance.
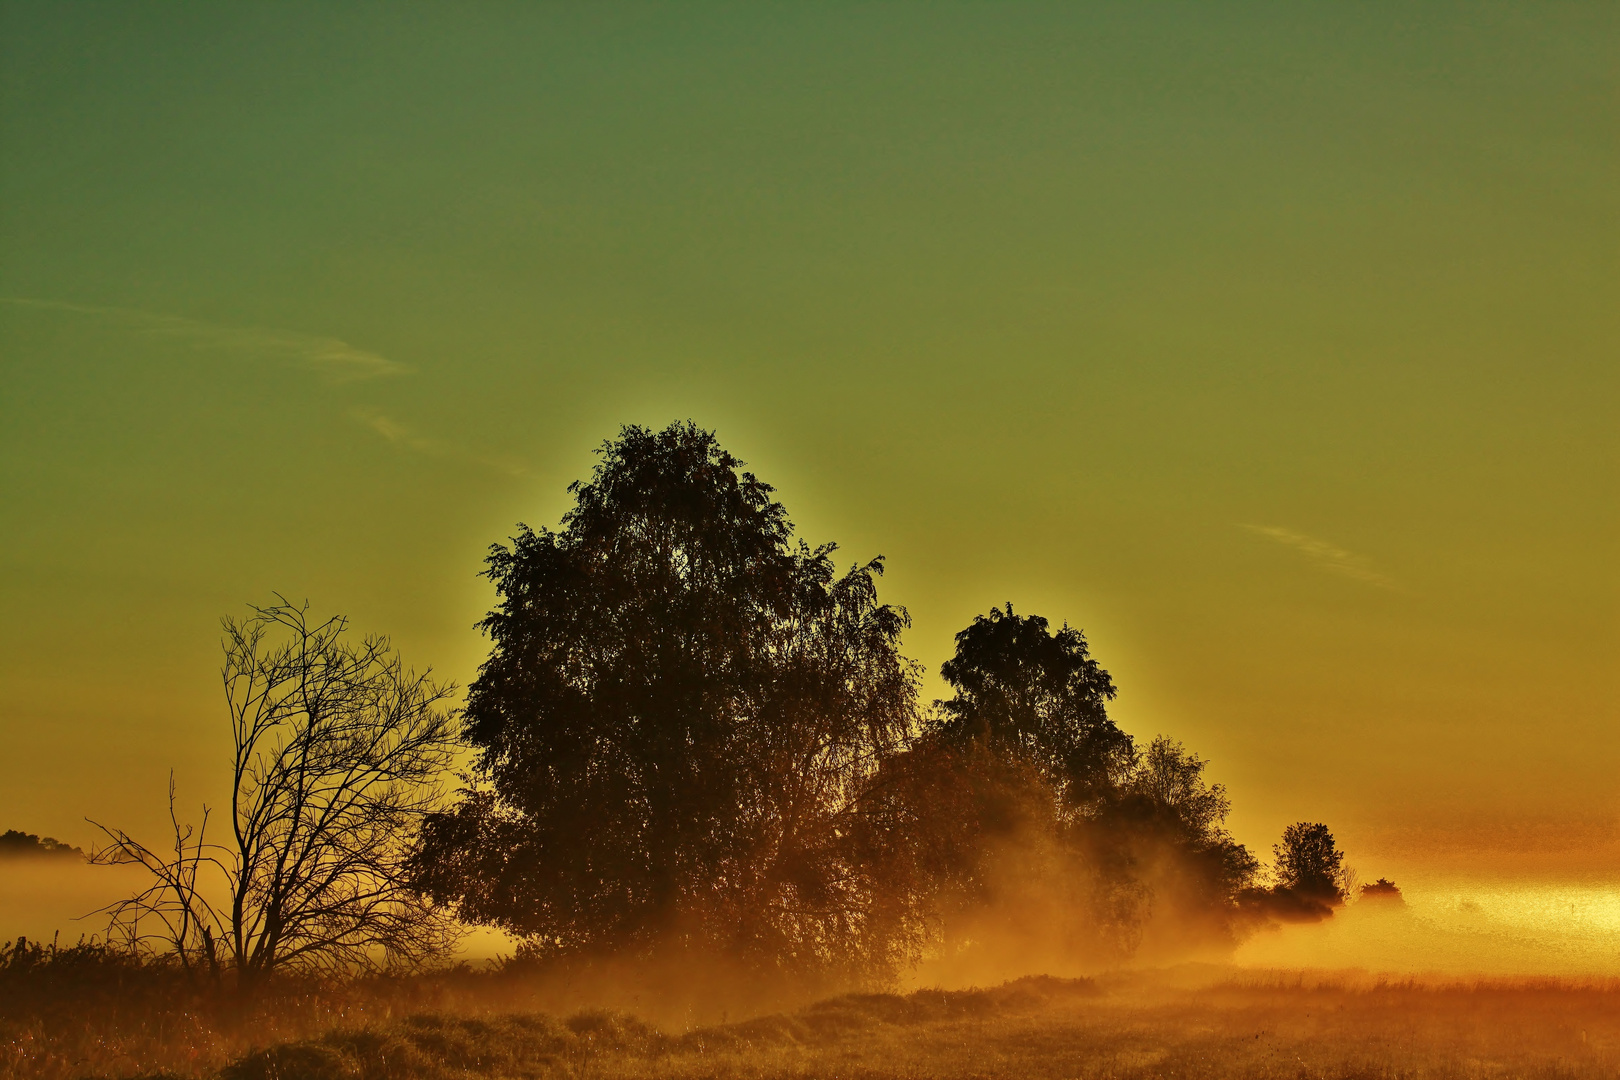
[414,422,919,978]
[935,604,1133,809]
[1272,821,1347,901]
[0,830,82,859]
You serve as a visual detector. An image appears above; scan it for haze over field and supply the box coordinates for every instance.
[1,0,1615,993]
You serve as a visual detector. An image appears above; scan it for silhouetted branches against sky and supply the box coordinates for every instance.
[95,598,463,987]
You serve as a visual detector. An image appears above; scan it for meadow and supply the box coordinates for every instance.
[4,939,1614,1080]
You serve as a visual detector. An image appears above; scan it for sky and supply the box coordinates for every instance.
[1,2,1615,887]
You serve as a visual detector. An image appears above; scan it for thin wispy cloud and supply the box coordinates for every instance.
[1241,524,1395,588]
[1,297,407,382]
[352,407,529,479]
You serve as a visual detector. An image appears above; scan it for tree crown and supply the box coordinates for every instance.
[421,422,919,976]
[935,604,1130,804]
[1272,821,1346,899]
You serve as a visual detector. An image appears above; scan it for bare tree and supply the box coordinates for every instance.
[94,598,461,988]
[92,773,223,979]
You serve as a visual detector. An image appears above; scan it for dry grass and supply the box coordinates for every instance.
[5,944,1616,1080]
[220,973,1619,1080]
[0,938,536,1080]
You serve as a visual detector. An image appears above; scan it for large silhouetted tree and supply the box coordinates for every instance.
[414,423,918,977]
[935,604,1132,809]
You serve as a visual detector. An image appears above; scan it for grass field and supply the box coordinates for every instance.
[13,968,1612,1080]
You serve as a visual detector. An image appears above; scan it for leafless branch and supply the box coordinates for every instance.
[97,598,463,992]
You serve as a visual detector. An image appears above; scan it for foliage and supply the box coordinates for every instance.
[0,831,81,859]
[392,423,1316,982]
[1271,821,1347,900]
[934,604,1132,809]
[1360,877,1404,903]
[93,599,461,987]
[1100,737,1261,900]
[848,735,1068,968]
[852,724,1262,977]
[875,612,1259,964]
[415,422,919,980]
[1118,737,1234,841]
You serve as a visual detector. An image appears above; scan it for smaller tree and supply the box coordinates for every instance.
[1271,822,1346,901]
[1102,737,1260,902]
[1120,737,1234,841]
[935,604,1132,809]
[95,598,461,988]
[1359,877,1404,904]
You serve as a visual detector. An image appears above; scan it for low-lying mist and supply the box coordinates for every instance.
[0,857,149,945]
[901,826,1245,992]
[7,855,1619,1080]
[9,859,1617,1021]
[1234,875,1620,977]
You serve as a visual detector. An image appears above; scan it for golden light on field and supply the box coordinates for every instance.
[1234,880,1620,977]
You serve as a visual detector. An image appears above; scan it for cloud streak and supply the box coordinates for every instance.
[352,407,529,479]
[1,297,407,382]
[2,298,524,479]
[1241,525,1395,588]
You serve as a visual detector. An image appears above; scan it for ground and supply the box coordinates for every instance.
[212,971,1615,1080]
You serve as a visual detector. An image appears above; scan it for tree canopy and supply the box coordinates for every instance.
[92,423,1361,992]
[415,422,919,976]
[1094,737,1262,939]
[1272,821,1346,900]
[935,604,1132,808]
[0,831,82,859]
[411,423,1348,984]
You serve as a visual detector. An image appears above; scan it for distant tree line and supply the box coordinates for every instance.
[0,831,83,859]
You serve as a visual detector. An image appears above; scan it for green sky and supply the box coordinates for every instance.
[2,2,1615,876]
